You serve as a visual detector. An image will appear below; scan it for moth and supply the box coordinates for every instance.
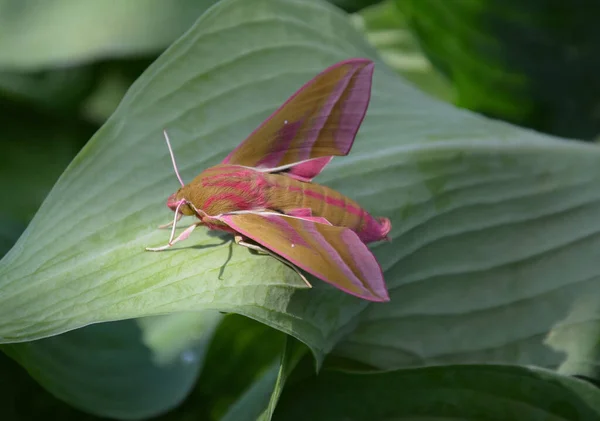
[147,58,391,302]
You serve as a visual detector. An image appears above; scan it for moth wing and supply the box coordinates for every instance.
[218,212,389,302]
[222,58,374,180]
[284,156,332,182]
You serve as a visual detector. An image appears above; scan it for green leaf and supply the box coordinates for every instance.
[258,337,308,421]
[0,351,90,421]
[81,59,156,124]
[0,67,96,112]
[353,0,454,102]
[193,315,286,420]
[327,0,384,13]
[273,365,600,420]
[220,361,280,421]
[394,0,600,140]
[0,0,219,69]
[220,335,308,421]
[2,0,600,383]
[2,311,222,419]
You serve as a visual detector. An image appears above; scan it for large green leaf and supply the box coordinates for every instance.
[395,0,600,139]
[2,311,222,419]
[2,0,600,383]
[0,0,218,69]
[273,365,600,420]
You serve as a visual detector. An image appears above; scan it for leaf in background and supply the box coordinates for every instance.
[0,58,155,124]
[327,0,384,13]
[0,217,26,262]
[220,335,308,421]
[2,311,222,419]
[0,67,97,113]
[353,0,454,102]
[81,59,157,124]
[0,314,286,420]
[273,365,600,420]
[0,351,94,421]
[258,337,308,421]
[0,0,219,70]
[220,362,280,421]
[395,0,600,140]
[181,315,286,421]
[0,99,96,257]
[2,0,600,388]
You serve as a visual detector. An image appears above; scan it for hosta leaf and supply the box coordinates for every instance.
[220,362,280,421]
[191,314,286,420]
[220,336,307,421]
[258,337,307,421]
[2,312,222,419]
[1,0,600,384]
[0,0,218,69]
[273,365,600,420]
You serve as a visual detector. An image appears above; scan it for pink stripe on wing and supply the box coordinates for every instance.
[335,62,374,151]
[286,156,332,181]
[255,119,304,169]
[297,69,355,161]
[299,219,370,296]
[340,229,388,300]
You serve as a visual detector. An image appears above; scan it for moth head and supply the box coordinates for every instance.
[166,192,180,212]
[166,190,196,216]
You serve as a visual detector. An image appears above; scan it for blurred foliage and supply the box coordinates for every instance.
[1,315,283,421]
[395,0,600,140]
[328,0,385,13]
[0,97,96,256]
[0,0,220,69]
[274,365,600,420]
[352,0,455,102]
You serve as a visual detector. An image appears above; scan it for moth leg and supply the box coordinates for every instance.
[234,235,312,288]
[234,235,268,255]
[158,212,183,229]
[146,222,201,251]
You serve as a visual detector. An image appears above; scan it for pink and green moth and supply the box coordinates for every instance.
[147,58,391,302]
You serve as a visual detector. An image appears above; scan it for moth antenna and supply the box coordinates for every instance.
[163,129,185,187]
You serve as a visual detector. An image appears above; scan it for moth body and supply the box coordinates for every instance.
[168,164,390,243]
